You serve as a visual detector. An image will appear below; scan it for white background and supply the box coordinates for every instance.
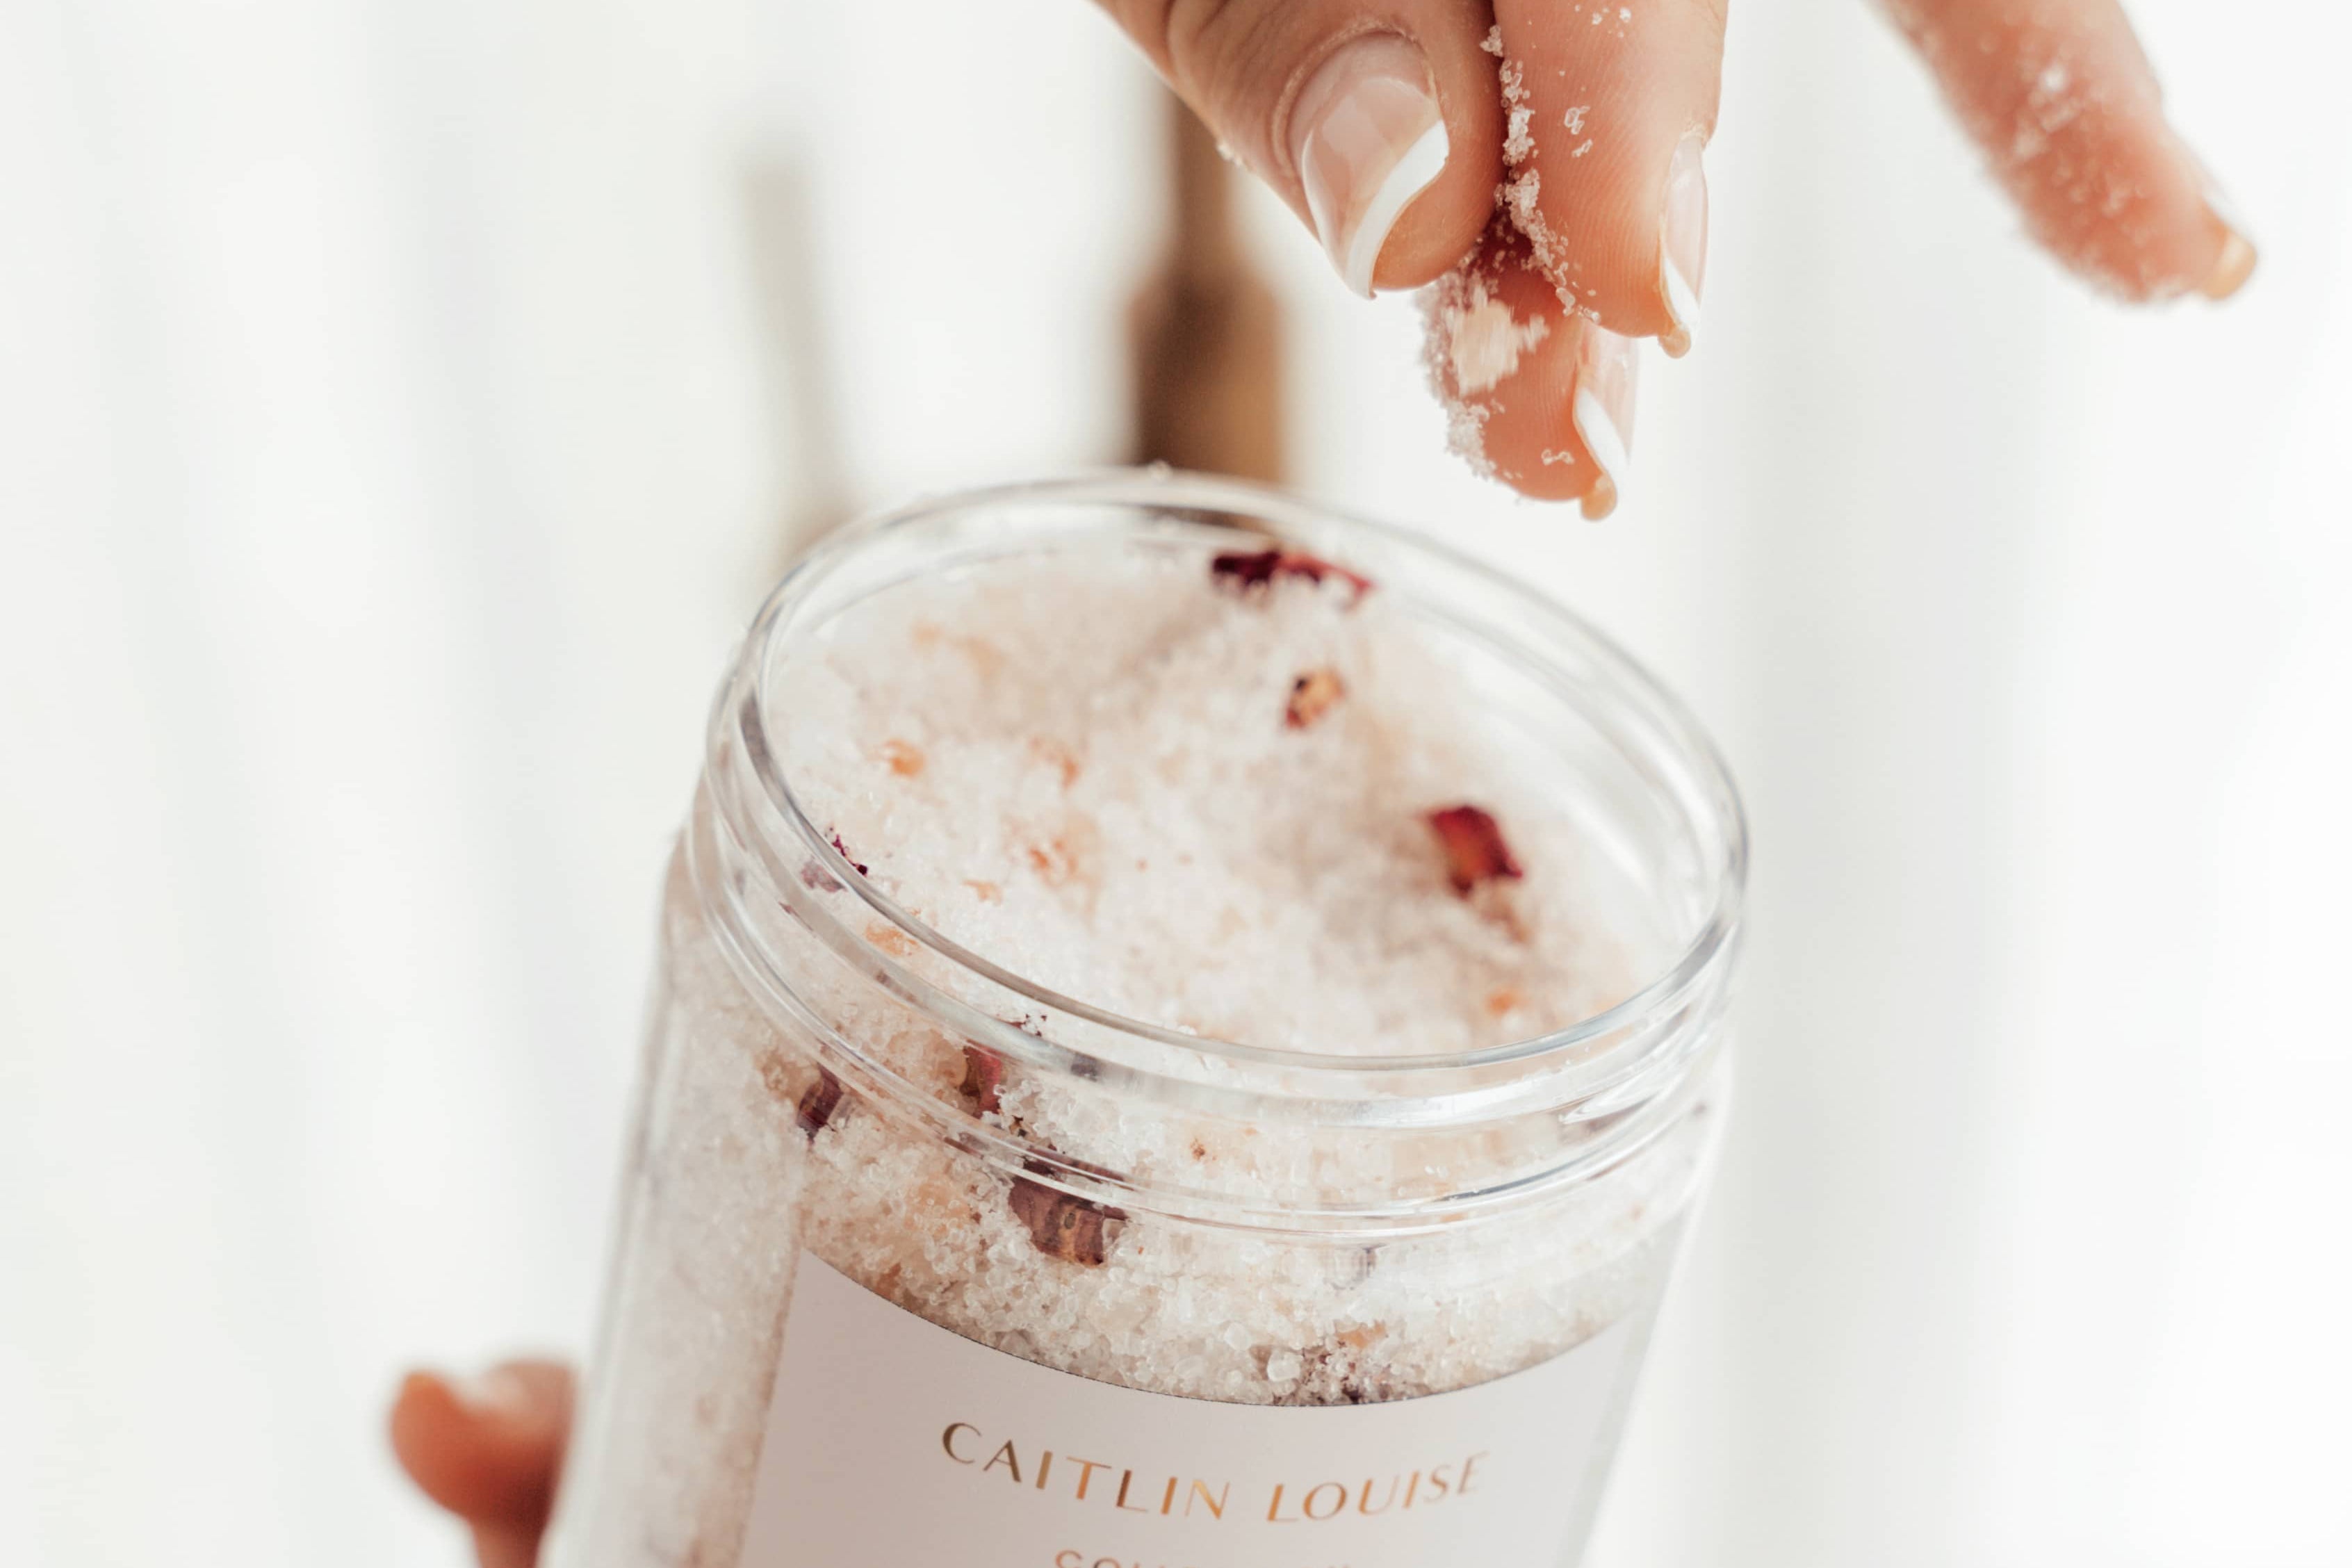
[1,0,2346,1564]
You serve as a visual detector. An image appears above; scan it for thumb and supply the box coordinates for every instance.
[1098,0,1505,295]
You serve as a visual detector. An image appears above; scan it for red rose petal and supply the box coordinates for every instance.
[1427,805,1524,895]
[1007,1164,1125,1267]
[797,1068,844,1137]
[1210,548,1373,601]
[959,1045,1005,1114]
[828,833,869,876]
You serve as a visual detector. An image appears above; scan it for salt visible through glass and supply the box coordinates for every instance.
[542,473,1746,1568]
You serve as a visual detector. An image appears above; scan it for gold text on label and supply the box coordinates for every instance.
[942,1422,1490,1526]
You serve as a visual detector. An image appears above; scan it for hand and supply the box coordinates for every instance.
[389,1362,574,1568]
[1096,0,2254,511]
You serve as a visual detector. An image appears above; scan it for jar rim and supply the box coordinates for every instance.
[709,470,1746,1120]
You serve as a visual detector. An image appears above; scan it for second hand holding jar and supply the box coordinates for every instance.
[544,473,1748,1568]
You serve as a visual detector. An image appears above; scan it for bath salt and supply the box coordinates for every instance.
[1501,58,1538,165]
[1420,40,1597,483]
[541,480,1742,1568]
[779,552,1625,1056]
[1421,196,1604,485]
[1422,237,1557,477]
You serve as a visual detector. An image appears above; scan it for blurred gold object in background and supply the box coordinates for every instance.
[1129,95,1287,484]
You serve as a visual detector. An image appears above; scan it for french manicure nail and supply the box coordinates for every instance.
[1571,325,1639,521]
[450,1367,533,1421]
[1291,33,1450,297]
[2197,179,2257,301]
[1658,130,1708,357]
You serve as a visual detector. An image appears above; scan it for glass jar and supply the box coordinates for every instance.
[542,473,1747,1568]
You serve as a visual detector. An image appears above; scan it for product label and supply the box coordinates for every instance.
[737,1254,1653,1568]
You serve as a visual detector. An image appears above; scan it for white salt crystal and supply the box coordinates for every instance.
[1501,59,1537,165]
[1439,276,1551,398]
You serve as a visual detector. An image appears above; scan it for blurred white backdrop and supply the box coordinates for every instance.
[2,0,2346,1565]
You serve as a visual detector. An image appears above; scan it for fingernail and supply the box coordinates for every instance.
[2197,179,2257,301]
[450,1367,533,1422]
[1291,33,1450,297]
[1658,131,1708,357]
[1571,325,1639,521]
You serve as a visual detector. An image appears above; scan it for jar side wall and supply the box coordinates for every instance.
[544,845,819,1568]
[548,824,1729,1568]
[716,684,1733,1218]
[737,493,1745,1106]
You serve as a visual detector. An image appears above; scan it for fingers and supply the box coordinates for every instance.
[390,1361,574,1568]
[1491,0,1727,350]
[1883,0,2253,301]
[1426,216,1640,514]
[1098,0,1675,509]
[1099,0,1503,294]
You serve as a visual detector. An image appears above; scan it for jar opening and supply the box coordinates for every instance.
[700,473,1745,1143]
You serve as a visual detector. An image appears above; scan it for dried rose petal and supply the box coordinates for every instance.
[1007,1170,1122,1266]
[1209,548,1281,589]
[1284,667,1346,729]
[797,1068,844,1137]
[959,1044,1005,1114]
[1210,548,1373,601]
[1427,805,1524,895]
[797,862,842,893]
[828,833,869,876]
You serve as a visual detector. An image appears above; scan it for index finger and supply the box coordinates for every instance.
[1493,0,1730,352]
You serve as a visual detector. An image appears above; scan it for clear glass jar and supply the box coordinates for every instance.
[543,473,1747,1568]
